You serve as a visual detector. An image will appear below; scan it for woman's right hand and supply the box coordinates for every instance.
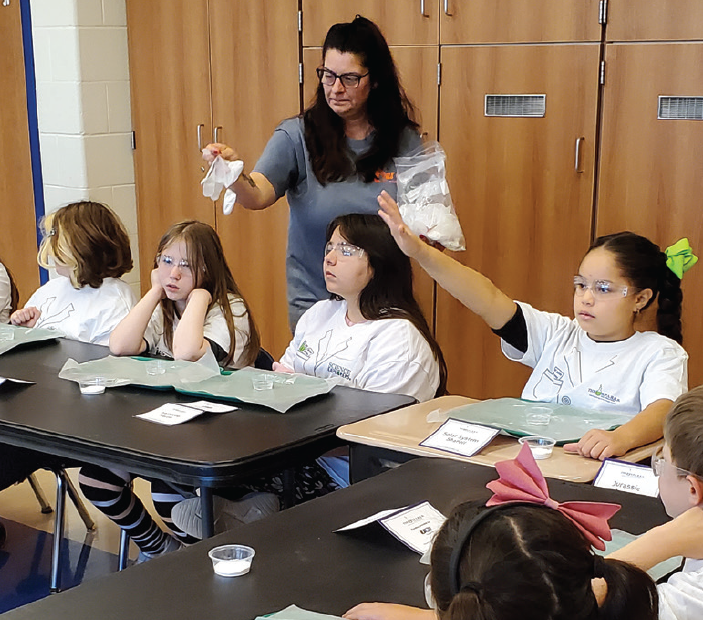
[377,191,425,260]
[202,143,239,163]
[10,307,40,328]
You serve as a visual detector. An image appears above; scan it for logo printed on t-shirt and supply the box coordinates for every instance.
[296,340,314,360]
[587,384,621,404]
[374,170,396,183]
[327,361,351,380]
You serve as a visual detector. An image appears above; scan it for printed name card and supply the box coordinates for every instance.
[593,459,659,498]
[336,502,446,554]
[136,400,238,425]
[420,419,500,457]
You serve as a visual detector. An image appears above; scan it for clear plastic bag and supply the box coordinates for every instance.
[394,142,465,251]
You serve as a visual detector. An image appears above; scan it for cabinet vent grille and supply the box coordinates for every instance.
[658,96,703,120]
[485,94,546,118]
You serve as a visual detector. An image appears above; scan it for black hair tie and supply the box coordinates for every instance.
[460,582,483,596]
[592,554,607,579]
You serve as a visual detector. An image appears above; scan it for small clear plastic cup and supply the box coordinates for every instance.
[208,544,255,577]
[252,374,274,391]
[526,406,552,426]
[146,360,166,376]
[79,376,106,395]
[519,436,556,460]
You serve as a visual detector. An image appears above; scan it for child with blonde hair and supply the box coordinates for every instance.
[10,201,135,344]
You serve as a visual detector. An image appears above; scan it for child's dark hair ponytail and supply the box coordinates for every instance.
[590,231,683,343]
[656,262,683,344]
[598,556,659,620]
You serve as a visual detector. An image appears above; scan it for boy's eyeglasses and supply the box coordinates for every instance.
[651,446,699,479]
[573,276,628,298]
[324,241,365,259]
[316,67,369,89]
[157,255,192,275]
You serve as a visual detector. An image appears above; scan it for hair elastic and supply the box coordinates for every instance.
[665,238,698,279]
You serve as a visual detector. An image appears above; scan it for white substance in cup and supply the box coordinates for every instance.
[213,558,250,576]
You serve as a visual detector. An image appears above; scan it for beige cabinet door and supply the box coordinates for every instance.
[606,1,703,42]
[440,0,602,44]
[301,0,440,46]
[210,0,300,357]
[596,42,703,386]
[302,45,439,330]
[126,0,214,290]
[0,1,39,304]
[437,44,600,398]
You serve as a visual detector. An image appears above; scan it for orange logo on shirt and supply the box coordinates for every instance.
[374,170,396,183]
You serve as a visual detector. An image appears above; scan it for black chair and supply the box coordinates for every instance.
[254,348,274,371]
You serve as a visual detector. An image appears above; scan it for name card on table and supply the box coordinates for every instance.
[336,501,446,554]
[136,400,238,425]
[593,459,659,497]
[420,419,500,457]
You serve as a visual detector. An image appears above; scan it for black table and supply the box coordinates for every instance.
[2,458,669,620]
[0,339,414,587]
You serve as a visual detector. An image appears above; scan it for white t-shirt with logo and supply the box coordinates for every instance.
[279,299,440,402]
[500,301,688,416]
[24,276,136,346]
[659,558,703,620]
[145,294,251,368]
[0,263,12,323]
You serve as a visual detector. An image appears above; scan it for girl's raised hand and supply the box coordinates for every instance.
[10,307,40,328]
[377,191,424,260]
[202,143,239,163]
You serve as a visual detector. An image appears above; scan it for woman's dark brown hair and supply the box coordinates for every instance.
[38,201,133,289]
[326,213,447,396]
[155,221,260,368]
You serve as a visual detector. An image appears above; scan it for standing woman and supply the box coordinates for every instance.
[204,15,421,328]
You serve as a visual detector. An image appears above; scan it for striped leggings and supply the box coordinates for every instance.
[78,465,199,554]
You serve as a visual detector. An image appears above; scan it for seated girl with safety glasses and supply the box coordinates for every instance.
[376,190,695,461]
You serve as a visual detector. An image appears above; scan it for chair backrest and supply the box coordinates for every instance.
[254,348,274,371]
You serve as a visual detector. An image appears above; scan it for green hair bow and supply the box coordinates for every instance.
[665,238,698,279]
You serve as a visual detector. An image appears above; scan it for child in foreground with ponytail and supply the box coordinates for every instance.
[377,191,696,460]
[345,443,658,620]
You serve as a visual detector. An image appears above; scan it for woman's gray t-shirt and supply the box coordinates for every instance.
[254,116,421,328]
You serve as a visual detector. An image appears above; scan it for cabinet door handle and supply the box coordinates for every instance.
[420,0,428,17]
[214,126,222,144]
[574,137,584,173]
[197,124,204,151]
[444,0,452,16]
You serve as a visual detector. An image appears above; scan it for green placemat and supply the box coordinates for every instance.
[175,367,336,413]
[448,398,632,445]
[58,356,220,389]
[256,605,343,620]
[0,325,59,355]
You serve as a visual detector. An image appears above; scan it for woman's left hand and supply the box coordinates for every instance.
[563,428,631,460]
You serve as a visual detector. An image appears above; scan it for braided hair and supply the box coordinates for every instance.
[590,232,683,344]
